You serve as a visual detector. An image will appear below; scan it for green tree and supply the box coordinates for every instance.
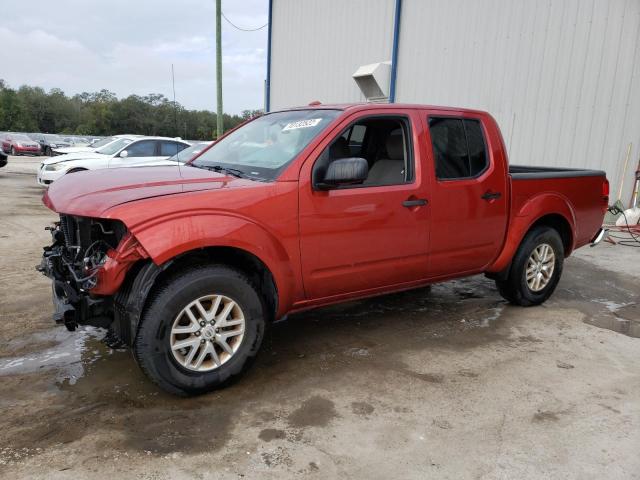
[0,81,251,140]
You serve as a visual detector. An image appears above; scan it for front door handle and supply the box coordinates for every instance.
[481,191,502,201]
[402,198,428,208]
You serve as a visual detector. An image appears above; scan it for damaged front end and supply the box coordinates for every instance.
[37,214,147,331]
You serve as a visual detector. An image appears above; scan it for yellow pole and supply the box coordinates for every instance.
[617,142,632,201]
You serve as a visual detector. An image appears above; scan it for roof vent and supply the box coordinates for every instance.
[352,61,391,103]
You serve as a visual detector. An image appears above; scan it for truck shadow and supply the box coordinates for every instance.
[3,275,510,456]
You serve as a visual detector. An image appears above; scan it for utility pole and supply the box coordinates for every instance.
[171,64,178,136]
[216,0,223,138]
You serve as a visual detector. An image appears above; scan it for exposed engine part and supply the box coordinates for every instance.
[41,215,127,288]
[37,214,128,330]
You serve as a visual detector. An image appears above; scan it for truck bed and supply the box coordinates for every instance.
[508,166,607,251]
[509,165,606,179]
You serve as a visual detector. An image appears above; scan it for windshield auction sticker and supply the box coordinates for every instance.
[282,118,322,131]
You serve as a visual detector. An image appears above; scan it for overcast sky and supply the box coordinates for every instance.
[0,0,268,114]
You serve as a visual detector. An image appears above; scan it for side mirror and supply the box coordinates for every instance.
[119,150,129,158]
[317,157,368,190]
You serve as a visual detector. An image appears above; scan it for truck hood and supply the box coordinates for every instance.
[43,165,259,217]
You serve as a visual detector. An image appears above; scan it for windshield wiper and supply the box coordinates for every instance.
[200,165,247,178]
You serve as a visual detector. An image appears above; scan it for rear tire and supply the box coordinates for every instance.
[134,265,266,396]
[495,226,564,306]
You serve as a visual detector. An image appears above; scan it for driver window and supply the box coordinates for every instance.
[313,117,413,188]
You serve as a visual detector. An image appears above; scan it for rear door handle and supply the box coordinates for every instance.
[402,198,428,208]
[481,191,502,201]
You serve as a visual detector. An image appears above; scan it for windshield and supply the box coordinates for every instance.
[44,134,63,142]
[14,134,32,141]
[192,109,341,180]
[90,137,114,148]
[96,138,133,155]
[168,142,211,163]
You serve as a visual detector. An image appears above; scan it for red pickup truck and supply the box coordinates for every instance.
[39,103,608,395]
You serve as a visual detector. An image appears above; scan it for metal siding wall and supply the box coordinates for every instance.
[270,0,396,110]
[396,0,640,203]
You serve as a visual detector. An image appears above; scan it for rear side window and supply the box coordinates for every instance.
[428,117,488,180]
[160,141,188,156]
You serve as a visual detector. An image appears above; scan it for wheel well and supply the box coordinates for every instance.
[485,213,573,282]
[67,167,88,174]
[150,247,278,323]
[529,214,573,255]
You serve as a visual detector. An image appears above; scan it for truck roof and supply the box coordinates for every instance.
[280,102,489,116]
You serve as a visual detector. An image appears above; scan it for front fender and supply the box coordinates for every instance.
[487,192,576,273]
[129,212,297,315]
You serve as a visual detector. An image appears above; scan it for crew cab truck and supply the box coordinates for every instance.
[38,104,609,395]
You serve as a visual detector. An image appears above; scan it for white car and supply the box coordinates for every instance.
[51,135,140,155]
[37,136,191,185]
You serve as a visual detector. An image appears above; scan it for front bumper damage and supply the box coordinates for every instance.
[37,215,147,331]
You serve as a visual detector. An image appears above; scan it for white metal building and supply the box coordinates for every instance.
[266,0,640,203]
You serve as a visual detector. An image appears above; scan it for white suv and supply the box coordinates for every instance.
[37,136,191,185]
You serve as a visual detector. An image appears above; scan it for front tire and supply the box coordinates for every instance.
[495,226,564,306]
[134,265,266,396]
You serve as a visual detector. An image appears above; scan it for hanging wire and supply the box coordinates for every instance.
[221,11,267,31]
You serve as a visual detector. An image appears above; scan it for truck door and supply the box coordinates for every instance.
[425,114,508,277]
[298,110,431,300]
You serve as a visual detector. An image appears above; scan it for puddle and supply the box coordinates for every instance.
[550,258,640,338]
[0,326,107,384]
[591,299,634,313]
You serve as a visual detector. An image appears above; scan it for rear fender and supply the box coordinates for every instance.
[130,213,296,315]
[487,193,576,274]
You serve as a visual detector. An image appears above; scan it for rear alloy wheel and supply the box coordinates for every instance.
[134,265,265,396]
[525,243,555,292]
[495,226,564,306]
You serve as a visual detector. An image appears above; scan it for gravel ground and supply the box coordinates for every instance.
[0,156,639,479]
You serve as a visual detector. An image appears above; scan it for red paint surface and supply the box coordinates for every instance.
[42,104,607,317]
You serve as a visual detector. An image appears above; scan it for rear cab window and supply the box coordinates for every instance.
[428,117,489,180]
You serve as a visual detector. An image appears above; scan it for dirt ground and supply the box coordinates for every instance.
[1,156,639,479]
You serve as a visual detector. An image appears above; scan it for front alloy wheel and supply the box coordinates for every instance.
[134,265,265,396]
[170,294,246,371]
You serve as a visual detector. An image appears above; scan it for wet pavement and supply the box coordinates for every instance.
[0,166,639,479]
